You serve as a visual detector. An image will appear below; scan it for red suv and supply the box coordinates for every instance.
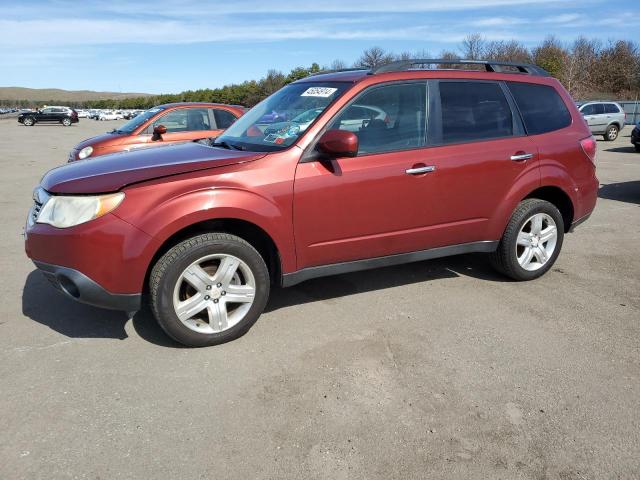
[68,103,245,162]
[25,59,598,347]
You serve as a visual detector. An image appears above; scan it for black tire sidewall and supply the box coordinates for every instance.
[501,200,565,281]
[151,235,270,347]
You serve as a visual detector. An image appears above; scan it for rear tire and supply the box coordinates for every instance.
[490,199,564,281]
[635,144,640,153]
[149,233,270,347]
[61,118,71,126]
[604,125,618,141]
[23,117,35,126]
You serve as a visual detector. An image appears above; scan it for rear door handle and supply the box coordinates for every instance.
[406,165,435,175]
[510,153,533,162]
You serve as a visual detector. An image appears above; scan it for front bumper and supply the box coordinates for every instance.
[33,261,141,311]
[25,209,162,311]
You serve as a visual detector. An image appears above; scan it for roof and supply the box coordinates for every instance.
[297,59,551,84]
[158,102,246,109]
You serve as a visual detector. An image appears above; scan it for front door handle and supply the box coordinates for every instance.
[406,165,435,175]
[510,152,534,162]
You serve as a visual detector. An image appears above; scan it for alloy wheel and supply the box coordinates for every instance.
[607,126,618,140]
[172,254,256,334]
[516,213,558,271]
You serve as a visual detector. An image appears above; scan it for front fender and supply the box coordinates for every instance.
[114,186,296,273]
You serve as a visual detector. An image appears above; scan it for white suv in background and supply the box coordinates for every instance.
[577,101,626,141]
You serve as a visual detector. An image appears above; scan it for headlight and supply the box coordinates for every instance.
[36,192,125,228]
[78,146,93,159]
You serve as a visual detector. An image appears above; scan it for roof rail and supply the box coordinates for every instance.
[371,59,550,77]
[308,67,369,77]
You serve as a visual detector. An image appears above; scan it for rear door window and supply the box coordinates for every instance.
[437,81,514,144]
[604,103,620,114]
[507,82,572,134]
[212,109,237,129]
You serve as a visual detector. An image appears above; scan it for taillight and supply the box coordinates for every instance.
[580,136,597,165]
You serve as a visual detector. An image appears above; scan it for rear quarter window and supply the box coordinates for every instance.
[507,82,572,135]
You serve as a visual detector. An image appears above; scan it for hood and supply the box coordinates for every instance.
[73,132,126,151]
[41,142,267,194]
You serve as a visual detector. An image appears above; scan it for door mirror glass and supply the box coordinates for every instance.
[316,129,358,158]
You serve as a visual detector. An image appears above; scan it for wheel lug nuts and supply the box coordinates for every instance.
[213,299,219,303]
[221,291,226,296]
[204,295,210,300]
[217,283,222,287]
[206,285,212,290]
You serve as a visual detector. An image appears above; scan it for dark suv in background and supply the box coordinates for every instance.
[18,106,79,127]
[25,59,598,347]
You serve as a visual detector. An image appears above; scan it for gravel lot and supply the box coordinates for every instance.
[0,118,638,479]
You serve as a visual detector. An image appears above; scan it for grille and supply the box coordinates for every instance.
[32,200,43,221]
[30,188,49,223]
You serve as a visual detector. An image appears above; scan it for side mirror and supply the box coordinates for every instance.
[316,129,358,158]
[152,124,167,141]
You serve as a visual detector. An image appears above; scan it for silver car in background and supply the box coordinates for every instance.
[576,101,626,141]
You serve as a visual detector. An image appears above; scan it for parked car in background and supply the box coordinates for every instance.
[631,121,640,152]
[98,110,119,121]
[27,59,598,347]
[76,110,89,118]
[576,101,626,141]
[18,106,79,126]
[123,110,143,120]
[69,103,245,161]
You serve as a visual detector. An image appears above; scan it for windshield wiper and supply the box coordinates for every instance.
[210,141,244,151]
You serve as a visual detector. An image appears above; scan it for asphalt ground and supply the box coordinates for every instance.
[1,117,638,479]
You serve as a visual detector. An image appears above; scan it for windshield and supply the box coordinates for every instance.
[116,107,165,133]
[215,82,350,151]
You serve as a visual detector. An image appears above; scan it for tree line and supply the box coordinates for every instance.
[3,35,638,109]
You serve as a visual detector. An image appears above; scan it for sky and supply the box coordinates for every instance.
[0,0,638,94]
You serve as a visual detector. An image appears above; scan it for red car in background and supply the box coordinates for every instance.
[69,103,246,161]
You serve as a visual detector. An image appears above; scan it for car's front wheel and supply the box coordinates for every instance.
[635,144,640,153]
[149,233,270,347]
[490,199,564,281]
[604,125,619,141]
[61,118,71,126]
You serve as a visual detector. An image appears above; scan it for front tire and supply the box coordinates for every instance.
[604,125,619,141]
[149,233,270,347]
[490,199,564,281]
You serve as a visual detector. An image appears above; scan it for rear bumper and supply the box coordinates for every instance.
[33,260,141,311]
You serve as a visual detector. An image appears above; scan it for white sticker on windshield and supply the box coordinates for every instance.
[301,87,338,98]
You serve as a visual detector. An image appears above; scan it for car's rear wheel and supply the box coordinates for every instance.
[490,199,564,281]
[61,118,71,126]
[149,233,270,347]
[604,125,619,141]
[635,144,640,153]
[23,117,34,126]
